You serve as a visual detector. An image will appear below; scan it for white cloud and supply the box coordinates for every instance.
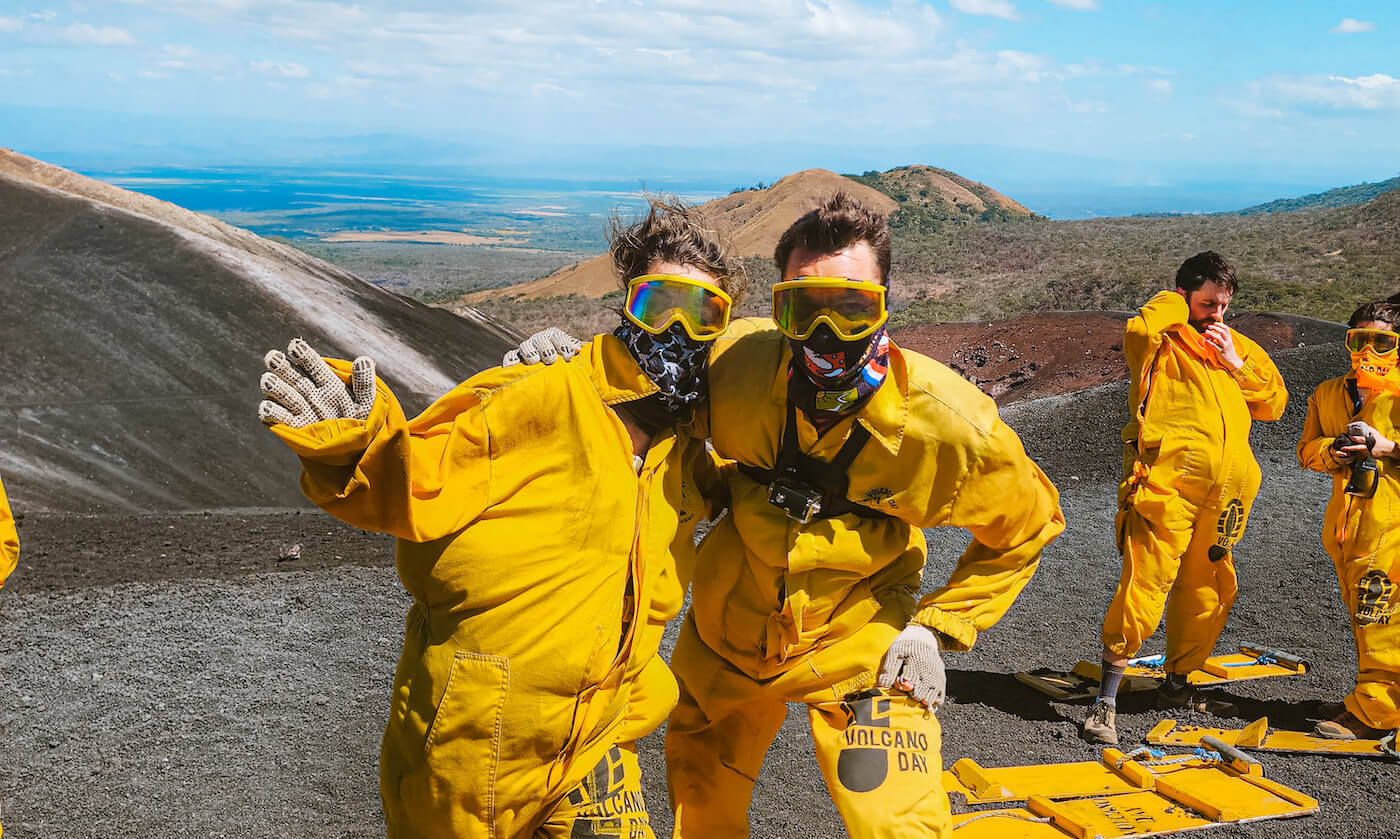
[60,23,136,46]
[1071,99,1109,113]
[0,16,22,32]
[1047,0,1097,8]
[1149,79,1171,96]
[27,10,56,22]
[951,0,1020,21]
[1331,18,1376,34]
[252,60,310,78]
[1246,73,1400,113]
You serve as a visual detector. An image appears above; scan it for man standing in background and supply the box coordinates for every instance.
[1083,251,1288,745]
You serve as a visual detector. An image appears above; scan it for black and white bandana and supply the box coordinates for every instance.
[614,320,710,420]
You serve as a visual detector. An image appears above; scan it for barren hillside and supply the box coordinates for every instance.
[0,149,520,512]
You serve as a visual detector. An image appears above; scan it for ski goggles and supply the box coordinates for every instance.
[771,277,889,341]
[1346,328,1400,355]
[623,274,732,341]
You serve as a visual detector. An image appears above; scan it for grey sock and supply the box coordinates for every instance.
[1099,661,1127,701]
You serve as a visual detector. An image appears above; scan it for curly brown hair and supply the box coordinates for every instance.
[608,196,748,304]
[773,192,892,284]
[1348,300,1400,329]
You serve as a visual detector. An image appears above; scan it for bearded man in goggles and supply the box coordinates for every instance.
[256,197,744,839]
[1298,301,1400,748]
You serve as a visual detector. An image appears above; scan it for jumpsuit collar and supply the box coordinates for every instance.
[589,332,662,407]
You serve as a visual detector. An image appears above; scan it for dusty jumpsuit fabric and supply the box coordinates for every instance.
[272,336,716,839]
[0,474,17,589]
[666,321,1065,839]
[1298,376,1400,730]
[1102,291,1288,674]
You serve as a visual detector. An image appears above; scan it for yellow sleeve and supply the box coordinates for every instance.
[0,474,18,590]
[1297,387,1345,475]
[1230,335,1289,420]
[1134,290,1191,338]
[269,359,494,543]
[910,420,1066,651]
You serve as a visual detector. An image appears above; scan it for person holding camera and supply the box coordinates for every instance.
[1297,300,1400,742]
[1082,251,1289,745]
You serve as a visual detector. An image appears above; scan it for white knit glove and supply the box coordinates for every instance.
[877,624,947,709]
[258,338,376,428]
[503,327,582,367]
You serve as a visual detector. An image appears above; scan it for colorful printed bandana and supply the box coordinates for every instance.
[615,320,710,420]
[789,328,891,418]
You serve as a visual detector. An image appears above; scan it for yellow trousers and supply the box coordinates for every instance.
[538,744,655,839]
[1335,552,1400,730]
[666,615,949,839]
[1101,499,1240,675]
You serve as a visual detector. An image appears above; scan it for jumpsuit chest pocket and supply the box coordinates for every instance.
[424,651,510,826]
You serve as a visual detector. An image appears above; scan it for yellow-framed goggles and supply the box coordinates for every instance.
[623,274,732,341]
[771,277,888,341]
[1346,328,1400,355]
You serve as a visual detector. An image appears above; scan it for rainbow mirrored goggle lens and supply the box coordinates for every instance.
[1347,328,1400,355]
[771,277,888,341]
[623,274,732,341]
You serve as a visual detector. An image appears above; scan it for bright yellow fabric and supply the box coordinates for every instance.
[1102,291,1288,669]
[271,335,711,839]
[0,474,16,589]
[537,743,655,839]
[664,320,1059,836]
[1298,375,1400,730]
[666,614,950,839]
[696,319,1064,673]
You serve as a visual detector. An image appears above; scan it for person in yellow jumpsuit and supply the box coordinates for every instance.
[258,198,745,839]
[667,194,1065,838]
[1298,300,1400,742]
[1082,251,1289,745]
[0,474,17,590]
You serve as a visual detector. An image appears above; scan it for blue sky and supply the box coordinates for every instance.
[1,1,1397,211]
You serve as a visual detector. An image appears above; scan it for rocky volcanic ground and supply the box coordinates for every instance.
[3,342,1397,838]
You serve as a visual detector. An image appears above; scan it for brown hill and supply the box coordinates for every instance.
[0,148,520,512]
[460,168,898,303]
[852,164,1032,218]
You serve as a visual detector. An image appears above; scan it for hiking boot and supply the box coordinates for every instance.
[1081,699,1119,745]
[1314,709,1391,741]
[1155,680,1238,716]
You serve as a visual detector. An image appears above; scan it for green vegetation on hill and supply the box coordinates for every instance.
[846,166,1032,235]
[1237,175,1400,215]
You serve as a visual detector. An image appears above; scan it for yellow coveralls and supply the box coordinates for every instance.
[667,322,1065,839]
[1103,291,1288,674]
[0,474,17,589]
[1298,375,1400,731]
[272,336,717,839]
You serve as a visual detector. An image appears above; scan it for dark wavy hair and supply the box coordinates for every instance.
[1175,250,1238,294]
[773,192,892,285]
[1348,300,1400,329]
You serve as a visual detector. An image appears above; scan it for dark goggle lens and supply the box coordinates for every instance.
[1348,329,1399,354]
[773,286,885,338]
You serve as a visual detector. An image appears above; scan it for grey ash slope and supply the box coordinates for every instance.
[0,149,520,512]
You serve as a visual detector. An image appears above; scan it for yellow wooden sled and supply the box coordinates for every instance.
[948,739,1319,837]
[1016,644,1309,701]
[1147,717,1400,761]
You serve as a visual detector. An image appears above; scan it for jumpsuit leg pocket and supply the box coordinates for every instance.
[424,651,510,833]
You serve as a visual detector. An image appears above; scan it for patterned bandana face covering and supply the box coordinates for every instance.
[1352,346,1400,396]
[788,325,891,416]
[615,320,711,419]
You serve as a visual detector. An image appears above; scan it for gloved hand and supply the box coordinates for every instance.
[1347,421,1397,458]
[258,338,376,428]
[877,623,946,709]
[502,327,582,367]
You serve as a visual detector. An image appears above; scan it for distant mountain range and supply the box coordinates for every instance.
[1236,175,1400,215]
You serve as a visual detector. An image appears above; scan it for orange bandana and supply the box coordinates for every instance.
[1352,348,1400,396]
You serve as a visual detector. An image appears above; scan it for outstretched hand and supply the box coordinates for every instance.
[877,623,947,709]
[259,338,376,427]
[503,327,582,367]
